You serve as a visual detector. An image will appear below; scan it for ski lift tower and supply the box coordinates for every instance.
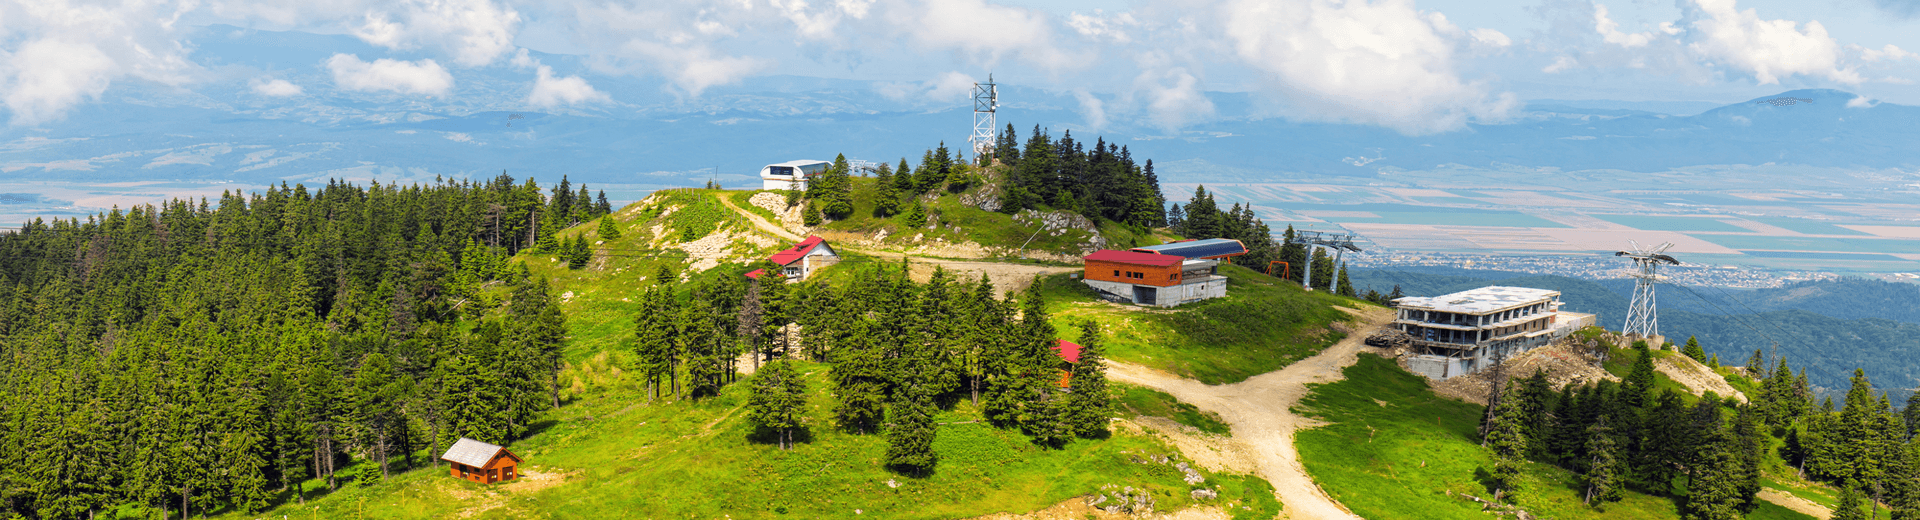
[970,74,998,165]
[1292,230,1362,290]
[1616,241,1681,339]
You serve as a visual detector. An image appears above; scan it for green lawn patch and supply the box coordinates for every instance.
[1292,353,1793,520]
[221,362,1258,520]
[1044,264,1364,384]
[1116,383,1231,435]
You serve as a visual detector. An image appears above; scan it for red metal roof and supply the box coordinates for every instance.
[1054,339,1082,364]
[769,236,826,266]
[744,268,767,279]
[1084,249,1183,267]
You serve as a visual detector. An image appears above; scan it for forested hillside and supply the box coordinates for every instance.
[0,177,615,518]
[1351,269,1920,393]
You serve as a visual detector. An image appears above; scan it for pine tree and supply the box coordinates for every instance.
[1624,341,1657,408]
[1584,418,1624,505]
[1835,482,1868,520]
[567,234,591,269]
[885,342,939,474]
[747,360,806,450]
[1682,336,1707,363]
[597,214,621,240]
[901,202,926,228]
[1685,424,1749,520]
[1166,203,1185,232]
[1068,320,1112,438]
[804,203,823,226]
[1484,384,1529,501]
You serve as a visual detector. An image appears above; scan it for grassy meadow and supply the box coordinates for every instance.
[1041,265,1368,384]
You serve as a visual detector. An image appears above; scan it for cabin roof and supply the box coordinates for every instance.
[440,438,515,468]
[1131,238,1248,259]
[1084,249,1183,267]
[769,236,829,266]
[1054,339,1083,364]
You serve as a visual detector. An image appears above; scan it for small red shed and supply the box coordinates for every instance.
[1053,339,1083,388]
[440,438,522,484]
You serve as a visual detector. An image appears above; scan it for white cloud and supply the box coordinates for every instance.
[872,71,975,103]
[1470,28,1512,48]
[326,54,454,96]
[1068,10,1138,43]
[1544,55,1579,73]
[0,0,200,125]
[249,77,304,97]
[1131,52,1215,133]
[1853,43,1917,62]
[528,65,609,107]
[895,0,1072,70]
[1219,0,1517,134]
[1681,0,1858,84]
[1846,95,1876,108]
[1595,4,1652,48]
[1073,89,1108,130]
[350,0,521,67]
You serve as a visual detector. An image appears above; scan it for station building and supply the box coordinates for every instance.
[1392,286,1596,380]
[759,160,830,191]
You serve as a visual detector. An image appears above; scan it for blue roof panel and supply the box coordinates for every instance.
[1132,238,1247,259]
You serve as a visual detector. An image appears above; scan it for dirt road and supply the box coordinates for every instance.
[1109,306,1395,520]
[714,193,1077,295]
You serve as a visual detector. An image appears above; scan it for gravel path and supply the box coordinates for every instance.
[1108,306,1395,520]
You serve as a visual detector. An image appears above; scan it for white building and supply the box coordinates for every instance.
[759,160,831,191]
[1392,286,1597,380]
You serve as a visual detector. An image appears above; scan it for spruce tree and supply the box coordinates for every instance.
[1835,483,1868,520]
[1682,336,1707,363]
[1484,383,1529,501]
[597,214,621,240]
[1624,341,1657,408]
[1068,320,1112,438]
[885,342,939,474]
[747,360,806,450]
[901,202,926,229]
[1584,418,1624,506]
[567,234,591,269]
[1685,424,1749,520]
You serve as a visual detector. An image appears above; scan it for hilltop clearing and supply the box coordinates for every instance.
[1041,265,1367,385]
[1109,305,1395,520]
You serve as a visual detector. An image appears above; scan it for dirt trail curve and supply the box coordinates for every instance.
[714,193,1077,295]
[1109,306,1395,520]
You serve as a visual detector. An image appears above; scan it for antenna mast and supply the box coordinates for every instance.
[1616,240,1680,339]
[970,74,998,165]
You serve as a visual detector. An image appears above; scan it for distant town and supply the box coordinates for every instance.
[1345,250,1844,289]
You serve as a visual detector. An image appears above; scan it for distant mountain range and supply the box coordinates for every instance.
[4,25,1920,200]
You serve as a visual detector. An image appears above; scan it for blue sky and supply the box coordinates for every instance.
[4,0,1919,135]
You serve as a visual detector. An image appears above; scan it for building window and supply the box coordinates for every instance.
[1113,270,1121,277]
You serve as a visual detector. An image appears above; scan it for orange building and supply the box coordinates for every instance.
[1081,249,1228,307]
[440,438,522,484]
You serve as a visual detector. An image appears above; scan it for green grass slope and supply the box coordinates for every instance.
[1293,353,1819,520]
[210,200,1285,519]
[1042,264,1369,384]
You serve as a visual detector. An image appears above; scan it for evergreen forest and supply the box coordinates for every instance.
[0,176,612,518]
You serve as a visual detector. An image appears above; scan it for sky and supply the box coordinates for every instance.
[4,0,1919,135]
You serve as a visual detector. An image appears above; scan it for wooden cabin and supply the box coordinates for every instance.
[440,438,522,484]
[1053,339,1082,389]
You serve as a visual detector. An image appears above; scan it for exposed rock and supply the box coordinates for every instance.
[1190,488,1218,500]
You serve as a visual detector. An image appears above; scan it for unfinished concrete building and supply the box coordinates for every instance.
[1392,286,1597,380]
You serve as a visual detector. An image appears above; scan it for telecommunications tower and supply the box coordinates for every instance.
[970,74,998,163]
[1616,241,1681,338]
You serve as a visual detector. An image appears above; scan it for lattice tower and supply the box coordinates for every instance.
[970,75,998,163]
[1616,241,1680,338]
